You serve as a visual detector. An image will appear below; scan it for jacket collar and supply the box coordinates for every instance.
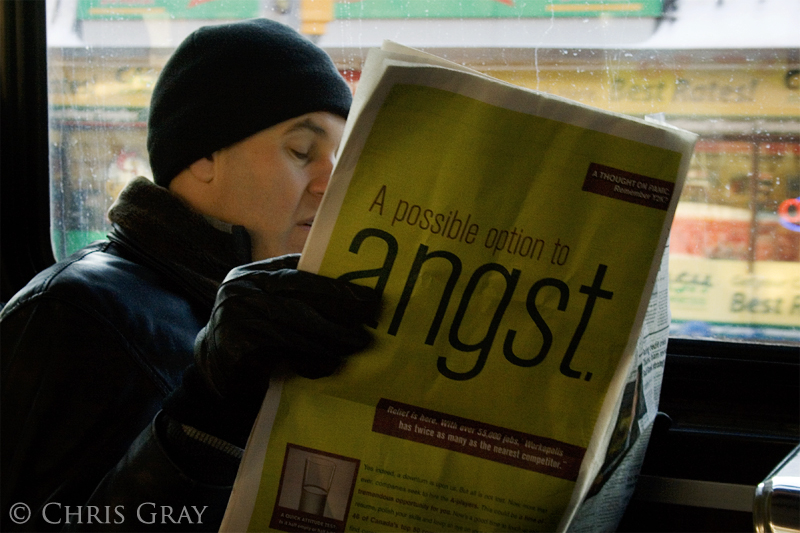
[107,177,252,305]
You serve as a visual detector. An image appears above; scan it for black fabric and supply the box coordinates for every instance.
[158,413,242,487]
[0,179,250,532]
[70,414,232,533]
[163,255,381,448]
[107,176,251,302]
[161,363,262,450]
[147,18,353,187]
[1,176,379,532]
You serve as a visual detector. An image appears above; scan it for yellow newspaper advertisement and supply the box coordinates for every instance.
[222,44,697,533]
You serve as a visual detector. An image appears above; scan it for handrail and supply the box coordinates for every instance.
[754,444,800,533]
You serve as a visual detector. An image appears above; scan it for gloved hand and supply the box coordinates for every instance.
[162,253,381,450]
[195,253,381,406]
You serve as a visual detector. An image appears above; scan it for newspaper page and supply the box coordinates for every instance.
[222,44,697,533]
[568,241,671,532]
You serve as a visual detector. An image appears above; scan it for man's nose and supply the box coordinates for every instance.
[307,155,334,195]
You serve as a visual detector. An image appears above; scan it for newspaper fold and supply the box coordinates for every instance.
[221,42,697,533]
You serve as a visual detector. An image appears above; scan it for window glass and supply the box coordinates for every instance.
[45,0,799,343]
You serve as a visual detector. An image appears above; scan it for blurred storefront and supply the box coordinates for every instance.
[46,0,799,341]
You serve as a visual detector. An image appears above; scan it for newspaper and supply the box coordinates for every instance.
[221,43,697,533]
[568,240,671,532]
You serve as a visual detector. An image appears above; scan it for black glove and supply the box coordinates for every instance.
[163,254,381,449]
[196,253,381,404]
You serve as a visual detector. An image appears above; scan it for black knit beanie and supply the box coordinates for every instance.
[147,18,352,187]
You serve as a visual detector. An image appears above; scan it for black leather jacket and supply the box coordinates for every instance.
[1,178,250,532]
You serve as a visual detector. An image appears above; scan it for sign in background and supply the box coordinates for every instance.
[78,0,260,20]
[669,255,800,333]
[77,0,664,21]
[335,0,664,19]
[489,68,800,118]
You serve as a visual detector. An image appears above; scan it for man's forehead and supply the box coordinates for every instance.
[285,115,334,137]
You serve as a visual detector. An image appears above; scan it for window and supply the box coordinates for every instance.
[45,0,799,343]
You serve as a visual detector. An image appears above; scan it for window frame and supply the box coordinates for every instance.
[1,4,797,530]
[1,0,56,304]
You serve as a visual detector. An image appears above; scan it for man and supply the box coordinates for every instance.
[1,18,379,531]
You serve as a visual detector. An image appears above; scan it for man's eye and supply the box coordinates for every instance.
[290,149,309,161]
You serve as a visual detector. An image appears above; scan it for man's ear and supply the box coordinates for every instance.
[188,155,215,183]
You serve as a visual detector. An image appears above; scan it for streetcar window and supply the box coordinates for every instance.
[45,0,799,343]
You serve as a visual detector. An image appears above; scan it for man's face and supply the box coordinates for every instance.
[210,111,346,260]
